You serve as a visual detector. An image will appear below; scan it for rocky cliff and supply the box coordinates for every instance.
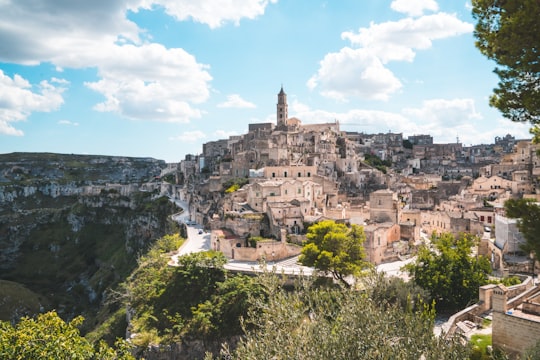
[0,153,178,327]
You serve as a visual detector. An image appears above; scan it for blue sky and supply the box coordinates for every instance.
[0,0,530,163]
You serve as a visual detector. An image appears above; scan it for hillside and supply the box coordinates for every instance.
[0,152,179,331]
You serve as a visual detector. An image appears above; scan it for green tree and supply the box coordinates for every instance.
[472,0,540,127]
[299,220,368,286]
[504,198,540,271]
[214,275,471,360]
[405,233,491,312]
[0,311,134,359]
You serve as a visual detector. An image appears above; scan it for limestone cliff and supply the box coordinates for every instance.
[0,152,178,327]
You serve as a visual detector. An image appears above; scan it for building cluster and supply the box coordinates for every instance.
[173,87,540,356]
[175,87,539,273]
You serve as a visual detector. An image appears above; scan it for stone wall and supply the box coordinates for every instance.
[492,311,540,356]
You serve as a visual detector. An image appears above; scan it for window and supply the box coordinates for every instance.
[272,172,276,178]
[284,171,288,177]
[488,216,492,223]
[307,172,311,177]
[298,188,301,194]
[480,216,485,222]
[285,190,288,195]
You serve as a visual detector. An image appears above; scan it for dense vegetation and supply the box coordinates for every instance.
[0,190,179,333]
[472,0,540,127]
[0,311,134,359]
[100,236,266,357]
[215,275,471,360]
[405,233,491,312]
[363,153,392,174]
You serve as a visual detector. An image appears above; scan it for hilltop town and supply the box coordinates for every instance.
[174,86,539,275]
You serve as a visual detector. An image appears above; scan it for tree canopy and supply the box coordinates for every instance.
[0,311,134,360]
[299,220,368,286]
[504,198,540,265]
[405,233,491,312]
[215,275,471,360]
[472,0,540,127]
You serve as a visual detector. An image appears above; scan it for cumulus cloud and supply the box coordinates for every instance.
[217,94,256,108]
[342,13,473,63]
[307,47,402,101]
[136,0,278,29]
[169,130,207,142]
[390,0,438,17]
[0,0,275,125]
[0,70,66,136]
[309,6,473,101]
[85,43,212,122]
[402,98,482,127]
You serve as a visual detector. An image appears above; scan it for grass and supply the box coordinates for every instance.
[470,333,492,360]
[0,280,51,321]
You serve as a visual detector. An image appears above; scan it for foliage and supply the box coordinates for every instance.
[188,274,267,338]
[405,233,491,312]
[161,173,176,183]
[469,334,492,360]
[223,177,249,194]
[504,198,540,264]
[403,139,413,149]
[225,183,241,193]
[472,0,540,127]
[122,244,265,346]
[299,220,368,286]
[215,274,471,360]
[364,153,392,173]
[523,340,540,360]
[363,271,431,312]
[247,236,264,248]
[488,275,522,287]
[0,311,134,359]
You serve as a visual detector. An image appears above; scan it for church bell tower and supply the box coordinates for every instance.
[276,85,288,128]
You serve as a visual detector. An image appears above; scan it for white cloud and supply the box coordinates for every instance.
[0,0,275,124]
[307,47,402,101]
[390,0,438,17]
[137,0,278,29]
[402,98,482,127]
[169,130,207,142]
[218,94,256,108]
[341,13,473,63]
[0,70,66,136]
[85,43,212,122]
[288,98,529,146]
[58,120,79,126]
[310,9,473,101]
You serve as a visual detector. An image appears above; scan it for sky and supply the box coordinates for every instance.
[0,0,532,163]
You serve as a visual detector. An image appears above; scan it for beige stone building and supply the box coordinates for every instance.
[492,284,540,357]
[369,189,399,223]
[363,222,401,265]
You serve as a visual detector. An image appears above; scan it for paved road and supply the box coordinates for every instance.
[224,256,315,276]
[168,198,211,266]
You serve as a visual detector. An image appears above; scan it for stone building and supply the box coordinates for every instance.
[363,222,401,265]
[492,284,540,357]
[369,189,398,223]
